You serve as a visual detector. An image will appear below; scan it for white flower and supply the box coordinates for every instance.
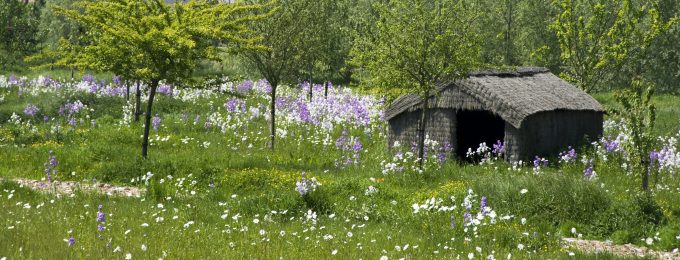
[113,246,121,253]
[645,237,654,245]
[125,253,132,259]
[468,253,474,259]
[157,203,163,208]
[521,218,526,225]
[331,249,338,255]
[380,256,388,260]
[517,243,525,250]
[183,221,194,228]
[141,223,149,227]
[347,231,353,238]
[571,227,577,234]
[520,189,528,194]
[253,218,260,224]
[259,229,266,236]
[141,244,147,251]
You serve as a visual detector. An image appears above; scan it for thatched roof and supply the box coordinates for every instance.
[384,67,604,128]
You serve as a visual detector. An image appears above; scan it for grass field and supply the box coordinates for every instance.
[0,74,678,259]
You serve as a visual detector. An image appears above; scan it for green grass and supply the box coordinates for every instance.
[0,79,679,258]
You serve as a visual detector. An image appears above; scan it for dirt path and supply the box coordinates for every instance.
[7,178,144,197]
[562,237,680,259]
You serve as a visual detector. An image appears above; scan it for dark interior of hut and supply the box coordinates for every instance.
[456,110,505,160]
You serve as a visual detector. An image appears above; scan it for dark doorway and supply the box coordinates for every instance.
[456,110,505,159]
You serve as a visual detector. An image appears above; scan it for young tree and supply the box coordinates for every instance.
[47,0,262,159]
[551,0,674,93]
[240,0,305,150]
[613,77,656,191]
[352,0,480,167]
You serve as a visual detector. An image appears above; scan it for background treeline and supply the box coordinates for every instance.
[1,0,678,93]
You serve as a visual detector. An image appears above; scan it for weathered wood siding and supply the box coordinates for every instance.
[506,110,603,161]
[387,108,456,150]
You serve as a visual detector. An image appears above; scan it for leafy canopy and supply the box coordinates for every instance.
[36,0,265,85]
[351,0,480,97]
[551,0,676,93]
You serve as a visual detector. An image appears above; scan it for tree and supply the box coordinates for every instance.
[551,0,674,93]
[352,0,480,167]
[47,0,263,159]
[0,0,42,70]
[240,0,306,150]
[613,77,656,191]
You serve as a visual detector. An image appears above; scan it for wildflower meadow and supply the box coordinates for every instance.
[0,74,679,259]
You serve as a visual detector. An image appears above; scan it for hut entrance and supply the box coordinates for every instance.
[456,110,505,159]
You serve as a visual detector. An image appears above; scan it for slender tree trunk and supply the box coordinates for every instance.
[642,159,650,191]
[418,91,430,168]
[324,81,328,98]
[70,69,74,81]
[141,80,159,159]
[125,80,130,101]
[135,81,141,122]
[504,0,514,65]
[269,82,278,150]
[308,62,313,101]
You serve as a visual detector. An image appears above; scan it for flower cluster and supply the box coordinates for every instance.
[44,150,58,183]
[558,147,577,164]
[295,172,321,196]
[466,141,504,164]
[334,130,363,168]
[532,156,548,174]
[24,104,40,117]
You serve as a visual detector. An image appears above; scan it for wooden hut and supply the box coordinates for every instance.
[384,67,604,161]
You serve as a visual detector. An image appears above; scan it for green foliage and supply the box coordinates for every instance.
[551,0,676,93]
[0,0,42,70]
[351,0,480,94]
[33,0,264,158]
[613,77,657,190]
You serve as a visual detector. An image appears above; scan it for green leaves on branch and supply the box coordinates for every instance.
[612,77,657,190]
[32,0,265,85]
[351,0,480,95]
[551,0,676,93]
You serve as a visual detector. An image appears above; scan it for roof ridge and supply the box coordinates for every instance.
[468,67,549,78]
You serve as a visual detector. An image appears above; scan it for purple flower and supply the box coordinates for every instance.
[583,159,596,179]
[335,130,348,149]
[112,75,122,86]
[225,98,244,113]
[158,84,174,97]
[298,102,311,123]
[463,211,472,227]
[97,211,106,222]
[559,147,577,163]
[8,74,18,85]
[44,150,58,182]
[24,104,39,117]
[533,156,548,168]
[492,140,505,155]
[194,115,201,125]
[67,236,75,246]
[237,80,253,93]
[98,224,105,232]
[480,196,487,210]
[152,114,161,131]
[602,136,620,153]
[83,74,95,84]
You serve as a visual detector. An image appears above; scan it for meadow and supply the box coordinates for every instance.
[0,74,679,259]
